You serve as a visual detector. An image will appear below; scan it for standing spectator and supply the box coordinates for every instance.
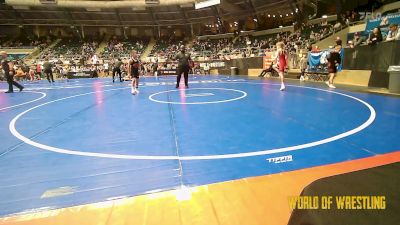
[104,62,109,76]
[367,27,383,45]
[43,57,54,83]
[36,62,42,78]
[28,66,36,81]
[1,51,24,93]
[91,54,98,65]
[335,36,343,46]
[299,53,308,81]
[203,63,210,75]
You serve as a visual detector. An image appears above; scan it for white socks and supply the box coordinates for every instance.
[280,83,285,91]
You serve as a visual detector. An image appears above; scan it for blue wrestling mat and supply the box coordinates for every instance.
[0,75,399,216]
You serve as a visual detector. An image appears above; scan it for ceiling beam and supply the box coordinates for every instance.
[62,8,76,27]
[115,8,123,26]
[148,7,157,26]
[11,8,24,25]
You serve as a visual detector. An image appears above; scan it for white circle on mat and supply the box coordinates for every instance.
[0,91,47,111]
[148,88,247,104]
[8,83,376,160]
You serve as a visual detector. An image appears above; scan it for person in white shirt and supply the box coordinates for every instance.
[104,62,109,76]
[203,63,210,75]
[386,24,400,41]
[91,54,98,65]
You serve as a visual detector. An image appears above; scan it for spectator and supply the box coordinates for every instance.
[335,36,342,46]
[353,32,365,46]
[15,67,26,80]
[380,16,389,27]
[367,28,383,45]
[42,57,54,83]
[299,53,308,81]
[386,24,400,41]
[347,40,355,48]
[350,11,360,22]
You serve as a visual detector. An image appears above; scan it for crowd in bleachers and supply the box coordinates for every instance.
[346,15,400,48]
[0,35,53,50]
[149,37,186,59]
[38,38,99,63]
[191,38,232,59]
[101,36,148,60]
[1,9,399,82]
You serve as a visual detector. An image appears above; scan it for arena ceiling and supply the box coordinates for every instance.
[0,0,299,26]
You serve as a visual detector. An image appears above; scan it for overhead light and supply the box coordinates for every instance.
[291,12,293,15]
[322,15,328,18]
[86,8,101,12]
[268,14,270,17]
[145,0,160,5]
[273,15,275,18]
[12,6,30,10]
[280,15,282,17]
[132,6,146,11]
[286,14,288,16]
[253,18,257,22]
[195,0,220,10]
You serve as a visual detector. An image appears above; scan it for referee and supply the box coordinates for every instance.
[174,46,191,88]
[1,51,24,93]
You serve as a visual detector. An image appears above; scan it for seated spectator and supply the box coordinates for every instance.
[15,67,26,80]
[333,21,342,31]
[367,27,383,45]
[350,11,361,23]
[347,40,355,48]
[380,16,389,27]
[386,24,400,41]
[258,62,276,77]
[353,32,365,46]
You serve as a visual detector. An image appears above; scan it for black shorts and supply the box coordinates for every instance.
[132,71,139,78]
[327,62,337,73]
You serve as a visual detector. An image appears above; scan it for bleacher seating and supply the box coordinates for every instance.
[101,36,149,60]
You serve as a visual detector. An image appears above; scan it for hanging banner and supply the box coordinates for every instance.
[263,53,274,69]
[365,13,400,35]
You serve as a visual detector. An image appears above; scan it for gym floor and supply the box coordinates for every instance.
[0,75,399,225]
